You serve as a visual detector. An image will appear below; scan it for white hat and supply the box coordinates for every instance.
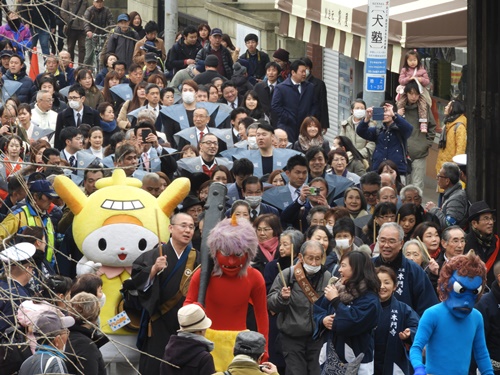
[452,154,467,166]
[177,304,212,332]
[0,243,36,264]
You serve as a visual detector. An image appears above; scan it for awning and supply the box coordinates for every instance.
[276,0,467,72]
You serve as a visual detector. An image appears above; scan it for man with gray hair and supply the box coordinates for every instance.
[401,184,423,206]
[31,90,58,131]
[425,162,469,229]
[268,240,330,375]
[175,107,214,150]
[373,222,438,315]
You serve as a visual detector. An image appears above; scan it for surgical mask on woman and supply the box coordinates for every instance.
[353,109,366,119]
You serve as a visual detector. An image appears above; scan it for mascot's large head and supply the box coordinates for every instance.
[438,251,486,319]
[208,216,258,277]
[53,169,190,267]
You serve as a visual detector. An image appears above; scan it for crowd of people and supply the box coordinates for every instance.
[0,2,496,375]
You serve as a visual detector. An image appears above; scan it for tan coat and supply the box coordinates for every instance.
[133,37,167,67]
[339,115,376,160]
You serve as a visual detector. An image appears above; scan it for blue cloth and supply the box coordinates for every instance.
[271,77,318,143]
[356,114,413,174]
[372,254,438,316]
[0,279,30,332]
[99,119,117,133]
[30,26,50,56]
[475,281,500,363]
[313,291,381,364]
[2,66,36,104]
[374,296,419,375]
[410,303,494,375]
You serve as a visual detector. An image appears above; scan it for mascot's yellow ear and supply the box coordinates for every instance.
[158,177,191,216]
[53,175,88,215]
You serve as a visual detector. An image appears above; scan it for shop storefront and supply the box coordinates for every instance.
[276,0,468,174]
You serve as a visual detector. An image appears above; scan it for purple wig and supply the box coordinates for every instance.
[208,218,258,277]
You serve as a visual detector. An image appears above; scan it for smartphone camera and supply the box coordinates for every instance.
[141,129,152,143]
[372,107,384,121]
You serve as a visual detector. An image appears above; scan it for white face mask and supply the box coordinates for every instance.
[353,109,366,119]
[182,91,195,104]
[305,69,311,77]
[247,136,258,149]
[303,263,321,275]
[245,195,262,208]
[335,239,350,250]
[68,100,80,110]
[325,225,333,234]
[99,292,106,308]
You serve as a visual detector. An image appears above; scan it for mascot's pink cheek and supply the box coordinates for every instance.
[216,253,248,277]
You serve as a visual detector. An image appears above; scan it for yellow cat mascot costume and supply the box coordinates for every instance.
[53,169,190,375]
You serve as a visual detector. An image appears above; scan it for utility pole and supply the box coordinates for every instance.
[164,0,178,52]
[362,0,390,108]
[467,0,500,230]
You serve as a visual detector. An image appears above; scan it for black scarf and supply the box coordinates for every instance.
[472,226,494,249]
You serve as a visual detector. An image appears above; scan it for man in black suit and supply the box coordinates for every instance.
[253,62,280,126]
[134,121,177,181]
[219,81,243,109]
[54,84,100,150]
[302,57,329,131]
[229,107,249,143]
[242,176,279,221]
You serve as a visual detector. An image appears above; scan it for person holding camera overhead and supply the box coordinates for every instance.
[356,102,413,182]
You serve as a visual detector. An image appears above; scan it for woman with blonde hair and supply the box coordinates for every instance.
[66,292,108,375]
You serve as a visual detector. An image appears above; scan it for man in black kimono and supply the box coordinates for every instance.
[132,213,200,375]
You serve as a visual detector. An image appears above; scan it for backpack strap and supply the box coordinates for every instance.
[454,122,464,134]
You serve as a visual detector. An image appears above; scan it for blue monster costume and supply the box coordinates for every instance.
[409,252,494,375]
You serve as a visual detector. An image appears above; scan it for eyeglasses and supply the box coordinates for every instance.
[42,98,54,102]
[436,175,448,179]
[256,227,273,233]
[171,223,196,231]
[363,191,378,197]
[68,96,81,100]
[200,141,218,146]
[479,216,496,223]
[448,239,466,245]
[378,238,400,246]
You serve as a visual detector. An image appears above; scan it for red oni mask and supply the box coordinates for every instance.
[216,251,248,277]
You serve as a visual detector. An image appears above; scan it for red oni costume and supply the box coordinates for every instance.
[185,217,269,370]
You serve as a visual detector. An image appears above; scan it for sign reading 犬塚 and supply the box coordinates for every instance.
[321,0,353,33]
[365,0,390,92]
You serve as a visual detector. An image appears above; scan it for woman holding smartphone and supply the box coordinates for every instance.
[356,102,413,181]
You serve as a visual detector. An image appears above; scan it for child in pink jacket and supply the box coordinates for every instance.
[397,50,430,133]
